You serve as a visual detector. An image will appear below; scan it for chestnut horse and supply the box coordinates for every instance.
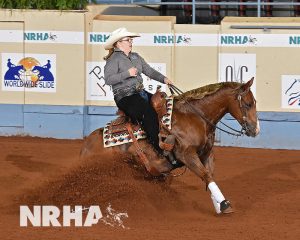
[81,78,260,214]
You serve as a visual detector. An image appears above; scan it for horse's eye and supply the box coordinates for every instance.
[245,103,252,109]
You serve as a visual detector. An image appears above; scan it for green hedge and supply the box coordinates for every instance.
[0,0,92,10]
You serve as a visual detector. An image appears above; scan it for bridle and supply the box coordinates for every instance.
[168,84,254,137]
[236,89,256,135]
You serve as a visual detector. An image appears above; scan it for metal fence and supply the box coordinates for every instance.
[92,1,300,24]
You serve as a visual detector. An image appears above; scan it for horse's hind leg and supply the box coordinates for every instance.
[177,148,233,214]
[80,128,109,159]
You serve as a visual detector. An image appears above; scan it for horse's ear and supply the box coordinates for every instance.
[240,77,254,92]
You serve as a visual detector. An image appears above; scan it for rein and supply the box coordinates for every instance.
[168,84,247,137]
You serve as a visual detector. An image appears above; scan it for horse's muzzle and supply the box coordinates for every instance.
[244,118,260,137]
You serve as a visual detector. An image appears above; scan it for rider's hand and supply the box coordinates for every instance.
[128,67,138,77]
[164,77,173,85]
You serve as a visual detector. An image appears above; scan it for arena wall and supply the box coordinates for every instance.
[0,9,299,150]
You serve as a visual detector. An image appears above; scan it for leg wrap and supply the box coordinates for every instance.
[208,182,225,203]
[210,194,221,214]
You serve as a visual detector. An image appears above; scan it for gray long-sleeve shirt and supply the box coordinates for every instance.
[104,48,166,102]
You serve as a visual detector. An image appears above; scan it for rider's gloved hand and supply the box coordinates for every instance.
[128,67,138,77]
[164,77,173,85]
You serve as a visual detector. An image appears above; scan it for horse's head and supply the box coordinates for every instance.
[228,77,260,137]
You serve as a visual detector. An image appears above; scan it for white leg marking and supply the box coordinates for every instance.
[208,182,225,203]
[255,118,260,136]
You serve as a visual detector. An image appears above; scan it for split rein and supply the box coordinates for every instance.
[168,84,246,137]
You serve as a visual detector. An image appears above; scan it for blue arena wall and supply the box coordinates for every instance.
[0,103,299,150]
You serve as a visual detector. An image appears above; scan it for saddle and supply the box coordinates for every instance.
[107,90,175,175]
[109,110,140,134]
[108,91,170,137]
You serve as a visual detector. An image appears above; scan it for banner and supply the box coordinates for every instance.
[282,75,300,109]
[1,53,56,92]
[86,62,166,101]
[218,53,256,95]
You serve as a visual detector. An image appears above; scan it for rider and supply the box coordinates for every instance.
[7,59,15,69]
[103,27,173,154]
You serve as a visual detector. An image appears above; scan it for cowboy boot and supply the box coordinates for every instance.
[159,134,175,154]
[159,134,184,168]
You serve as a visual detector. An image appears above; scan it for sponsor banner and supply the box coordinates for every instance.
[24,31,84,44]
[88,32,218,46]
[0,30,84,44]
[219,34,300,47]
[88,32,300,47]
[143,33,218,47]
[1,31,300,47]
[86,62,166,101]
[218,53,256,95]
[281,75,300,109]
[1,53,56,92]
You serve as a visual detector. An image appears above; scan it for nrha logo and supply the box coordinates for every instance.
[20,205,102,227]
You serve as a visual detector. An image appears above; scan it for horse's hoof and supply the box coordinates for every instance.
[220,200,234,214]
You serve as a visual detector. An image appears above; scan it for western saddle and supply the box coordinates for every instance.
[107,90,175,176]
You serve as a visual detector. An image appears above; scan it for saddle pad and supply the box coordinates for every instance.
[161,97,174,130]
[103,97,174,148]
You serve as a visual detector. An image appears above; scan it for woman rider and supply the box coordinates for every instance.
[103,27,173,153]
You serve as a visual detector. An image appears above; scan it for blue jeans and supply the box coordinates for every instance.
[139,90,149,102]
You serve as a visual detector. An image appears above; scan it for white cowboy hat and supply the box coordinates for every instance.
[103,27,140,50]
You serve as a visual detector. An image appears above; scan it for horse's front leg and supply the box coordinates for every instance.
[199,151,215,177]
[177,147,233,214]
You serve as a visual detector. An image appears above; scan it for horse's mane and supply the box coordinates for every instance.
[174,82,242,102]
